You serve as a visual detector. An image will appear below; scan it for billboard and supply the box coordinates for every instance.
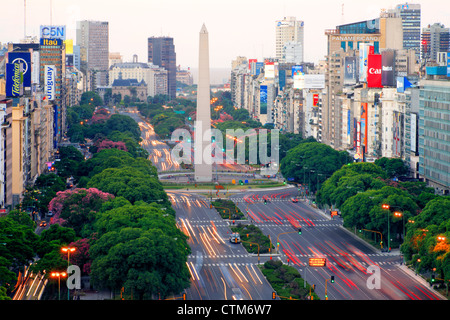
[367,54,382,88]
[313,94,319,106]
[447,56,450,77]
[40,25,66,40]
[255,62,264,75]
[264,62,275,79]
[344,56,358,85]
[381,50,395,87]
[360,103,368,153]
[32,51,40,85]
[411,113,417,153]
[359,44,369,82]
[8,52,32,87]
[260,85,268,114]
[45,65,56,101]
[292,65,304,89]
[249,59,257,73]
[6,62,23,97]
[40,38,63,46]
[303,74,325,89]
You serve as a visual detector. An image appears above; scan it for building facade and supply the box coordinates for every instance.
[76,20,109,88]
[147,37,176,99]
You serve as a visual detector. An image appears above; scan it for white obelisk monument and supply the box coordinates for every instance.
[194,24,213,182]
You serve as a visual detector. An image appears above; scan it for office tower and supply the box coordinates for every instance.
[147,37,176,99]
[194,24,212,182]
[276,17,304,63]
[421,23,450,62]
[76,20,109,88]
[392,3,421,59]
[418,79,450,195]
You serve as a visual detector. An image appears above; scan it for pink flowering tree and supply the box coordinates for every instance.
[48,188,114,236]
[96,139,128,153]
[64,237,95,275]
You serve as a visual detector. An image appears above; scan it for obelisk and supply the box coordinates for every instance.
[194,24,213,182]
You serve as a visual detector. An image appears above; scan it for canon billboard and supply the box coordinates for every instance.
[381,50,395,87]
[367,54,382,88]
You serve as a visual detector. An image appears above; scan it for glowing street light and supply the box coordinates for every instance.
[51,271,67,300]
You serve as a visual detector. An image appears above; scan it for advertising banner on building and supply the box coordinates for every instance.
[32,51,40,85]
[260,85,268,114]
[255,62,264,75]
[396,76,412,93]
[292,65,304,89]
[344,56,358,85]
[381,50,395,87]
[411,113,417,154]
[303,74,325,89]
[347,109,351,144]
[249,59,257,72]
[360,103,368,152]
[40,25,66,40]
[45,65,56,101]
[359,43,371,82]
[5,62,23,97]
[313,94,319,106]
[8,52,31,87]
[367,54,382,88]
[264,62,275,79]
[447,56,450,77]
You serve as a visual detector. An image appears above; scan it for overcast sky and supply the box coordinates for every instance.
[1,0,449,69]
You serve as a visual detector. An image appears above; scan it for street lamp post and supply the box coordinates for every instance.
[51,272,67,300]
[61,247,76,300]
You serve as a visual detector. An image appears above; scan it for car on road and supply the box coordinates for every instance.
[229,232,241,244]
[291,198,298,203]
[39,221,47,227]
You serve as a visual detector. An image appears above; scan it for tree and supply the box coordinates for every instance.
[317,162,387,207]
[89,224,190,299]
[281,142,353,193]
[374,157,409,178]
[86,167,171,214]
[48,188,115,237]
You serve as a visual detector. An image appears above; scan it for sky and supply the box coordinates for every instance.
[1,0,450,70]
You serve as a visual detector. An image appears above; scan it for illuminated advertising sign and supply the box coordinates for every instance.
[45,65,56,101]
[411,113,417,153]
[5,62,23,97]
[40,38,63,46]
[381,50,395,87]
[308,258,326,267]
[40,25,66,40]
[355,121,361,160]
[260,85,268,115]
[255,62,264,75]
[367,54,382,88]
[8,52,31,87]
[32,51,40,85]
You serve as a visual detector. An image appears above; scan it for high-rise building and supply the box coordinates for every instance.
[147,37,176,99]
[390,3,421,59]
[421,23,450,62]
[76,20,109,88]
[276,17,304,63]
[418,78,450,195]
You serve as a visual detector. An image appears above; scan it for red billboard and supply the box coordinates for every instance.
[367,54,382,88]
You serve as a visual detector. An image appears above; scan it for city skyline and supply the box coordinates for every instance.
[1,0,450,69]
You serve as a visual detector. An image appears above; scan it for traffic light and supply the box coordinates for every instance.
[264,199,267,205]
[431,274,435,283]
[330,276,335,283]
[298,228,302,235]
[272,292,276,300]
